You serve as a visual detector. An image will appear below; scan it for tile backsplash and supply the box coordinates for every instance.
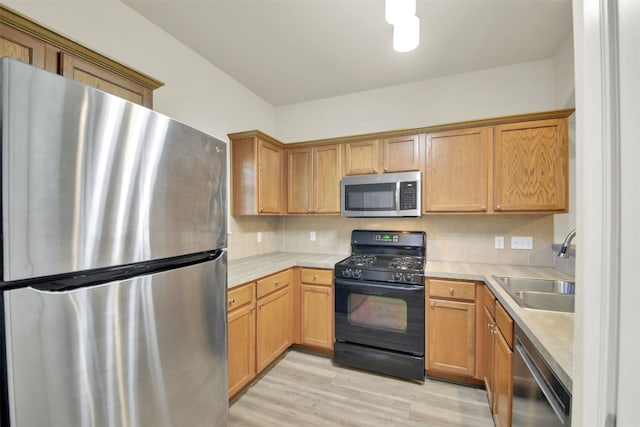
[228,214,556,267]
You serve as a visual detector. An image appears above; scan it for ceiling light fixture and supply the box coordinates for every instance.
[385,0,416,25]
[393,15,420,53]
[385,0,419,53]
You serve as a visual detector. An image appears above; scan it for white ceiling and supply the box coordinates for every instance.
[122,0,573,107]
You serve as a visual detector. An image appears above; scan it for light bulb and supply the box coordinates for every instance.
[393,15,420,53]
[385,0,416,25]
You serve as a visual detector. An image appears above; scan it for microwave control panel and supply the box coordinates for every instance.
[399,181,418,210]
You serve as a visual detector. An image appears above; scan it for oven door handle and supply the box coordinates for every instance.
[335,278,424,292]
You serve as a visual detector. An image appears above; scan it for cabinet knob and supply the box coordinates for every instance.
[373,168,377,173]
[313,274,318,281]
[383,167,388,172]
[495,205,501,210]
[228,298,235,305]
[481,205,487,210]
[259,303,265,309]
[275,280,280,286]
[259,207,264,213]
[249,306,256,312]
[430,301,435,308]
[449,288,454,295]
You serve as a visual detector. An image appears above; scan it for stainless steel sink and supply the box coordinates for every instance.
[492,275,575,313]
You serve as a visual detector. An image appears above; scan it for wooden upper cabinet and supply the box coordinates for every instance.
[425,127,491,212]
[287,147,313,214]
[494,118,568,212]
[344,139,380,175]
[0,22,46,68]
[258,139,285,214]
[287,144,342,214]
[230,133,285,215]
[1,5,162,107]
[313,144,342,213]
[382,134,423,173]
[60,52,153,107]
[344,135,423,175]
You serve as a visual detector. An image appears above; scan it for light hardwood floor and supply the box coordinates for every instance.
[229,350,494,426]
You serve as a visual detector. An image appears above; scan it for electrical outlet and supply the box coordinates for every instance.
[310,231,316,241]
[511,236,533,250]
[495,236,504,249]
[257,232,262,243]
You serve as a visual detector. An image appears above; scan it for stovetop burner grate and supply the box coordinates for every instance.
[389,256,423,270]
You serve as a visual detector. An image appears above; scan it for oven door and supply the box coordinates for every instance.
[334,278,425,355]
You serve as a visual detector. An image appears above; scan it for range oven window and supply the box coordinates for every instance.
[348,294,407,332]
[345,183,396,211]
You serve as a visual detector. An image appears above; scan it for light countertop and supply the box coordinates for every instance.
[228,251,574,390]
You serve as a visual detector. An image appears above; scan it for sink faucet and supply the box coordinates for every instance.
[557,228,576,258]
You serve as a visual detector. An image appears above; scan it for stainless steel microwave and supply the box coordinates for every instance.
[341,171,421,217]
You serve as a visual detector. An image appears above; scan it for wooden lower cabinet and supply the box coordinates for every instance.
[482,285,514,427]
[228,269,293,398]
[256,270,293,372]
[299,268,334,350]
[227,282,257,398]
[494,328,513,427]
[426,278,478,378]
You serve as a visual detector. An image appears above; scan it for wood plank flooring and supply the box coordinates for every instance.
[229,350,494,426]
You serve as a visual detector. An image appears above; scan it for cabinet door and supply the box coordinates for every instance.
[494,118,568,212]
[344,139,380,175]
[0,23,46,68]
[483,305,496,412]
[227,282,256,398]
[287,148,313,214]
[425,127,491,212]
[256,285,291,372]
[494,330,513,427]
[313,145,343,213]
[60,52,153,107]
[427,298,476,376]
[300,283,333,349]
[258,139,284,214]
[383,134,422,172]
[228,302,256,398]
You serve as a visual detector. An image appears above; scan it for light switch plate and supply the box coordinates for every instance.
[257,232,262,242]
[495,236,504,249]
[310,231,316,241]
[511,236,533,250]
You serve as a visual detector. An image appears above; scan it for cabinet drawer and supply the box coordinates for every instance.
[228,282,255,312]
[495,302,514,349]
[429,279,476,301]
[300,268,333,285]
[257,269,292,298]
[482,285,496,316]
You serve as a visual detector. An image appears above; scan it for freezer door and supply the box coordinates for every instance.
[3,253,228,427]
[1,58,227,282]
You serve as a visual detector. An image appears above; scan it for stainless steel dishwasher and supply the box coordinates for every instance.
[512,325,572,426]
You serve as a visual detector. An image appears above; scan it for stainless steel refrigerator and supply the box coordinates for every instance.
[0,58,228,426]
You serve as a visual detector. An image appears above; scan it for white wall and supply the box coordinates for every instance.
[553,34,577,245]
[275,59,557,143]
[4,0,276,142]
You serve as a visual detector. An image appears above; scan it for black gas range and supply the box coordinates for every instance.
[333,230,426,381]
